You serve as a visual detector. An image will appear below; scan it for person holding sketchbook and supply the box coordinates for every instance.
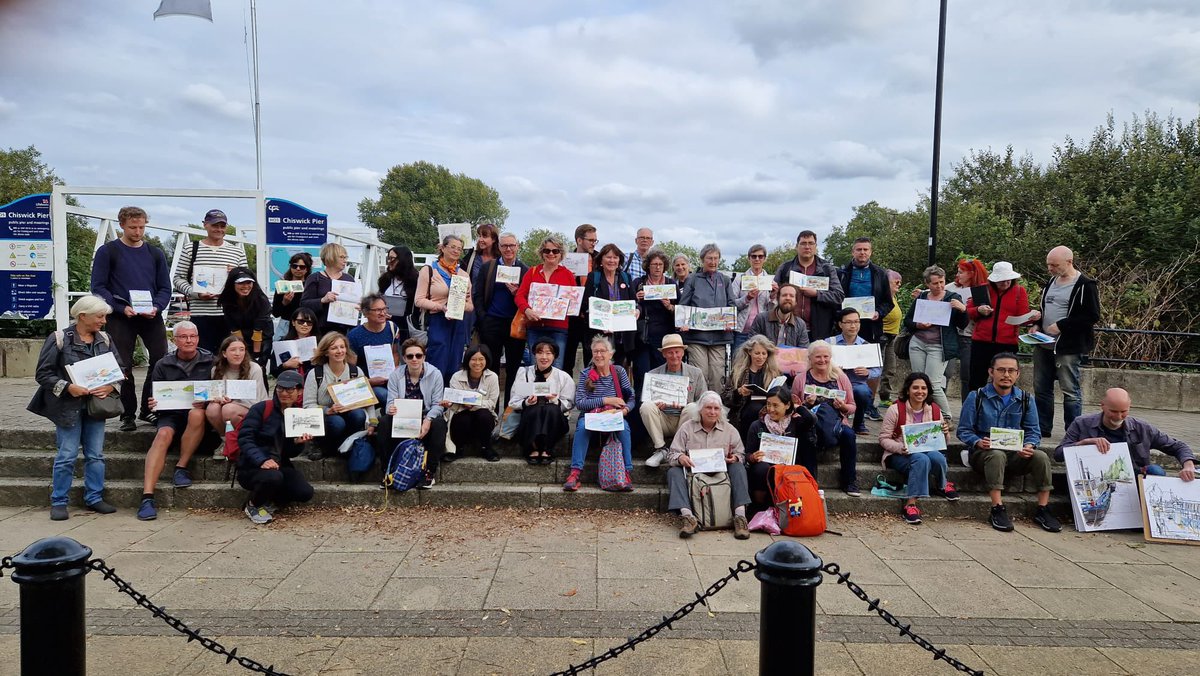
[270,307,318,379]
[964,261,1038,393]
[377,339,447,490]
[172,209,248,354]
[678,243,736,393]
[235,370,314,524]
[772,230,844,341]
[732,243,775,353]
[347,294,402,407]
[1053,387,1195,481]
[139,321,215,521]
[508,340,575,464]
[744,386,816,510]
[581,243,638,367]
[442,345,500,462]
[956,353,1059,533]
[722,335,784,443]
[515,235,576,369]
[835,237,894,344]
[28,295,121,520]
[218,266,274,373]
[665,391,751,540]
[1032,246,1101,438]
[414,234,475,383]
[299,241,356,337]
[831,308,883,434]
[205,335,269,456]
[562,336,635,493]
[791,340,860,497]
[902,265,968,416]
[473,232,529,412]
[878,372,958,525]
[302,332,376,456]
[271,252,312,338]
[641,334,706,468]
[632,249,679,374]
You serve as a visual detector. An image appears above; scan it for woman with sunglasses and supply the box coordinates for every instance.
[415,235,474,383]
[378,245,418,342]
[733,243,776,353]
[378,339,447,489]
[270,307,317,379]
[515,235,576,369]
[273,252,313,337]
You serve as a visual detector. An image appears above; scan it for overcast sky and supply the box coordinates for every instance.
[2,0,1198,257]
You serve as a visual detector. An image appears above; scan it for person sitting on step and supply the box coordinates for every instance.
[641,333,705,469]
[236,370,314,524]
[665,391,751,540]
[442,345,501,463]
[878,371,958,526]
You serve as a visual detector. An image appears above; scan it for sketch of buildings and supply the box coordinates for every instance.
[1143,475,1200,543]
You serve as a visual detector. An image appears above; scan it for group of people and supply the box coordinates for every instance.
[30,209,1196,535]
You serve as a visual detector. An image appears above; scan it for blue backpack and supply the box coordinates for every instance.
[383,439,427,492]
[346,436,376,475]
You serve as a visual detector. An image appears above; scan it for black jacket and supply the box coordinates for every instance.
[1035,272,1101,355]
[237,395,306,469]
[582,269,637,353]
[151,348,214,385]
[27,326,124,427]
[473,258,529,318]
[836,261,894,343]
[745,409,819,474]
[773,256,845,341]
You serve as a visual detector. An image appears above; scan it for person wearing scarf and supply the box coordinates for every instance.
[415,234,475,383]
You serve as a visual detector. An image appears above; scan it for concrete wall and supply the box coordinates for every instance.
[0,339,42,378]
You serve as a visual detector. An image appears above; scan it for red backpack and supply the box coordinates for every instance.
[224,399,275,464]
[768,464,826,537]
[890,401,942,440]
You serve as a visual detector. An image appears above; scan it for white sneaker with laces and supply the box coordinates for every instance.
[645,449,667,468]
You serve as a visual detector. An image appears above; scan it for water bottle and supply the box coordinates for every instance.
[225,421,234,435]
[818,489,828,523]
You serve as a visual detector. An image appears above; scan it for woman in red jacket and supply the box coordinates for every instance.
[515,235,577,370]
[965,261,1040,393]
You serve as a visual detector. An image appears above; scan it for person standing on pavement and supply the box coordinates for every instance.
[90,206,170,431]
[172,209,249,354]
[1054,387,1195,480]
[956,352,1059,533]
[474,232,529,413]
[1032,246,1101,438]
[28,295,120,520]
[772,230,844,341]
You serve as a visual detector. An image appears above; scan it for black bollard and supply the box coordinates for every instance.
[754,540,823,676]
[11,536,93,676]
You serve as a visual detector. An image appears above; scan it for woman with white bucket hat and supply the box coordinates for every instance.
[964,262,1040,392]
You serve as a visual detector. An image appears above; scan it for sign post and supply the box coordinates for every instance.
[0,194,55,320]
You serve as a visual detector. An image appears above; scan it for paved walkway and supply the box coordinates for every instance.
[0,506,1195,675]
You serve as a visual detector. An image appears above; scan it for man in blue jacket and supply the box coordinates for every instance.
[957,352,1060,533]
[90,206,172,431]
[1054,388,1195,481]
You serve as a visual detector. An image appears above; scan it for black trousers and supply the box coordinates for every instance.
[105,312,168,418]
[479,314,525,413]
[449,408,497,455]
[376,414,447,472]
[237,465,314,507]
[563,316,591,375]
[192,315,228,356]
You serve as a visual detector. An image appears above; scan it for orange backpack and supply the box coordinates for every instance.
[768,465,826,537]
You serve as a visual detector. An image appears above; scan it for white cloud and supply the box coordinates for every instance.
[180,83,250,120]
[806,141,906,180]
[582,182,674,213]
[0,96,14,117]
[732,0,908,59]
[706,173,816,205]
[313,167,382,190]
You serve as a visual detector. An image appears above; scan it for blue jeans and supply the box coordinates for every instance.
[371,386,389,409]
[52,414,107,506]
[849,381,872,430]
[732,331,750,354]
[885,451,949,498]
[1144,464,1166,476]
[569,414,633,472]
[526,327,567,370]
[324,409,367,450]
[1032,348,1082,435]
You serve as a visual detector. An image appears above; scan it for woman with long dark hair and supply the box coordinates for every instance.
[219,266,273,369]
[744,385,816,508]
[878,371,956,525]
[379,244,418,342]
[270,307,318,378]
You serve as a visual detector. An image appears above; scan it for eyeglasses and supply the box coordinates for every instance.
[404,352,425,360]
[749,253,766,259]
[992,367,1019,374]
[368,307,388,313]
[277,385,301,392]
[841,320,860,325]
[386,256,398,262]
[500,243,518,249]
[541,248,562,255]
[293,319,313,325]
[582,237,598,244]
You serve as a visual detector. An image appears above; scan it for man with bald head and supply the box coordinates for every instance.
[1032,246,1100,437]
[1054,388,1195,481]
[624,227,653,280]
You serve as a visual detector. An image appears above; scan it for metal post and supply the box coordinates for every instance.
[755,541,823,676]
[928,0,949,267]
[10,537,93,676]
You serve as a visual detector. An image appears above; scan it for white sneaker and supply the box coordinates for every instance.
[645,449,667,468]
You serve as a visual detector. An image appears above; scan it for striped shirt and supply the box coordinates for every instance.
[172,240,249,316]
[574,365,636,412]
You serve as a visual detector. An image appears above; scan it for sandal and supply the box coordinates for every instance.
[527,453,540,465]
[539,453,553,465]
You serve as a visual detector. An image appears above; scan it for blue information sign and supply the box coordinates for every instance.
[265,198,328,287]
[0,194,54,319]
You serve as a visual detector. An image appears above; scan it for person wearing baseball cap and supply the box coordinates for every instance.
[641,333,707,468]
[172,208,249,354]
[964,262,1040,393]
[235,369,315,524]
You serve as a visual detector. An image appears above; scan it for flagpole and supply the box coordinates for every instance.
[250,0,262,191]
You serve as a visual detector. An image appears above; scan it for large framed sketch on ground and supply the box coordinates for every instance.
[1062,443,1141,532]
[1140,474,1200,546]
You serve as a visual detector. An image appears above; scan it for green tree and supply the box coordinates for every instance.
[0,145,94,293]
[655,240,700,270]
[358,161,509,251]
[516,227,572,268]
